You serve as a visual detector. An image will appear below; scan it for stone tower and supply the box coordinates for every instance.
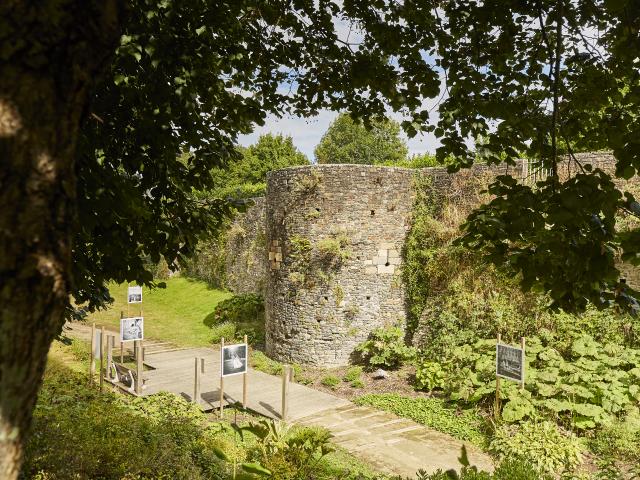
[264,164,416,366]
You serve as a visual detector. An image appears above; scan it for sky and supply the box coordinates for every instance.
[237,10,442,162]
[237,110,441,162]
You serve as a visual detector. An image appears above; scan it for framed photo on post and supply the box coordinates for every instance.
[496,343,524,382]
[120,317,144,342]
[127,285,142,304]
[221,343,248,377]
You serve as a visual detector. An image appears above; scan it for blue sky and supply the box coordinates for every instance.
[237,12,442,162]
[237,109,441,162]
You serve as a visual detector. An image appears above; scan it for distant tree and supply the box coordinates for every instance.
[314,113,408,165]
[210,134,309,199]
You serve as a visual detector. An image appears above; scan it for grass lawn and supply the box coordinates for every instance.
[84,276,232,347]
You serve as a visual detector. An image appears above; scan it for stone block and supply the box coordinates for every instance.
[388,249,400,258]
[377,265,395,274]
[365,266,378,274]
[374,256,387,265]
[275,252,283,261]
[380,242,395,250]
[377,249,388,258]
[269,251,274,260]
[364,259,373,265]
[389,256,402,265]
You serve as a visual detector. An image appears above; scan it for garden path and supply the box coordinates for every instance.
[64,322,493,478]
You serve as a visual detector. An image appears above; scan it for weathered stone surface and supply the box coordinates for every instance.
[223,153,632,366]
[225,197,267,295]
[264,165,416,367]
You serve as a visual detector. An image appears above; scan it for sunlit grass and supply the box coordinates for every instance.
[84,276,232,347]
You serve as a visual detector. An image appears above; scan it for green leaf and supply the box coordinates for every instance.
[241,462,272,476]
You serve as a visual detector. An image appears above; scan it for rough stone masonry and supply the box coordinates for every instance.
[225,153,629,367]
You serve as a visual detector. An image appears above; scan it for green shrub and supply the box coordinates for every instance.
[590,409,640,462]
[251,350,284,376]
[489,421,583,476]
[321,375,340,389]
[350,379,365,389]
[415,360,446,391]
[343,366,363,383]
[355,326,415,370]
[206,293,265,345]
[418,335,640,430]
[22,359,224,479]
[355,394,486,446]
[243,420,334,480]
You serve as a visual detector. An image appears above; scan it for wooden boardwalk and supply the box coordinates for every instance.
[64,322,494,477]
[65,323,349,421]
[142,346,349,420]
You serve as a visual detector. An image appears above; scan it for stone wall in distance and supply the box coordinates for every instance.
[225,197,267,295]
[264,164,417,367]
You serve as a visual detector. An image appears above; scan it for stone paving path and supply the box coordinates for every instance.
[63,322,493,478]
[298,404,493,477]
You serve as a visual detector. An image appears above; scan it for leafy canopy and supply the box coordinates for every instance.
[315,113,408,164]
[72,0,441,312]
[430,0,640,312]
[72,0,640,315]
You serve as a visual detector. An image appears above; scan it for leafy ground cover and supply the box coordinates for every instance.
[354,393,487,448]
[83,277,232,347]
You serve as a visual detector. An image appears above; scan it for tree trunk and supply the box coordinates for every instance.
[0,2,123,478]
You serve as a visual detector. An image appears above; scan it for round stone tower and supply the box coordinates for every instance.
[264,164,416,367]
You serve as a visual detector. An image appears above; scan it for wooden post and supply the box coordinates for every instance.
[281,364,290,422]
[242,334,248,409]
[135,339,143,394]
[120,311,124,363]
[219,337,225,418]
[520,336,526,391]
[89,322,96,384]
[99,326,105,392]
[193,357,201,404]
[106,334,113,380]
[495,333,501,421]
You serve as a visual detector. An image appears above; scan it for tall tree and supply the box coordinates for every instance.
[0,1,439,477]
[430,1,640,312]
[3,1,640,476]
[315,113,408,164]
[210,134,309,199]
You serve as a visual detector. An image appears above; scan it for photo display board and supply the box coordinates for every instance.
[120,317,144,342]
[127,285,142,304]
[221,343,248,377]
[496,343,524,382]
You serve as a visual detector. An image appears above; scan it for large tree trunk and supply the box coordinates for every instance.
[0,2,123,478]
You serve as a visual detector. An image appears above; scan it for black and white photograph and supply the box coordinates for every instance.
[120,317,144,342]
[496,343,524,382]
[221,343,248,377]
[127,285,142,304]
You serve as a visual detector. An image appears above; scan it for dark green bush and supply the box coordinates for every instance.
[206,293,265,345]
[22,359,224,480]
